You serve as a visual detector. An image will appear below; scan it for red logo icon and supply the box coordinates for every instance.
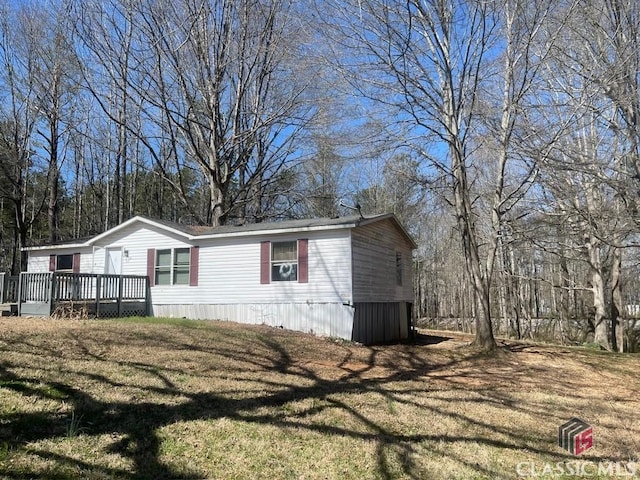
[559,418,593,455]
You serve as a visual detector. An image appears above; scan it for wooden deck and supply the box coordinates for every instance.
[15,272,149,318]
[0,304,17,316]
[0,273,19,315]
[0,273,18,303]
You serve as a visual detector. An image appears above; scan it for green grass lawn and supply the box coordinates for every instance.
[0,317,638,479]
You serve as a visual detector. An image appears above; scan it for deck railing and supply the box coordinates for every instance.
[18,272,149,317]
[0,273,19,304]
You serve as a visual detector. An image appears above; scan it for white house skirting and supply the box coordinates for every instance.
[151,302,355,340]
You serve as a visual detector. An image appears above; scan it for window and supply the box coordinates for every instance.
[396,251,403,286]
[155,248,190,285]
[57,254,74,271]
[271,241,298,282]
[49,253,79,272]
[173,248,190,285]
[260,239,307,284]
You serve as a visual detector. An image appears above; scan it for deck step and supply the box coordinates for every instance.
[0,304,18,316]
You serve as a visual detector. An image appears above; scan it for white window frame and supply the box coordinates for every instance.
[271,241,298,282]
[155,248,190,286]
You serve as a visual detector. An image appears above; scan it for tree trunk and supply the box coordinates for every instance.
[496,236,508,336]
[208,172,226,227]
[558,250,571,343]
[47,155,60,243]
[587,235,610,349]
[12,201,29,274]
[474,279,495,349]
[451,142,496,351]
[507,245,522,339]
[610,246,624,352]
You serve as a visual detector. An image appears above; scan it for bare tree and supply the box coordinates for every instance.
[536,0,639,350]
[575,0,640,352]
[323,0,566,350]
[75,0,184,229]
[297,134,344,218]
[22,1,81,243]
[539,123,621,349]
[76,0,314,227]
[0,1,51,270]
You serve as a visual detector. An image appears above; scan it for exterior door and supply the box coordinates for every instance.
[105,247,123,275]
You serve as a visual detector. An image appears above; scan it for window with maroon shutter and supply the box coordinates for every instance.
[147,249,156,287]
[51,254,73,271]
[265,239,308,283]
[189,246,199,286]
[260,241,271,284]
[298,239,308,283]
[148,247,197,286]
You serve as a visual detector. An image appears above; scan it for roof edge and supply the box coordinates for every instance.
[87,216,192,246]
[22,242,89,252]
[23,213,417,250]
[356,213,418,249]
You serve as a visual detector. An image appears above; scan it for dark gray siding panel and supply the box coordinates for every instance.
[352,302,412,344]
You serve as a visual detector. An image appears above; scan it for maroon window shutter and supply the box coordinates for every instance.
[72,253,81,273]
[49,254,56,271]
[298,239,308,283]
[189,246,199,286]
[147,248,156,287]
[260,241,270,284]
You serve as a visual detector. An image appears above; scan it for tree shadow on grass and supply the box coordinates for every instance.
[0,322,630,479]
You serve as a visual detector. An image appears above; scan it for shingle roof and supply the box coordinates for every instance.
[151,214,370,236]
[24,213,417,250]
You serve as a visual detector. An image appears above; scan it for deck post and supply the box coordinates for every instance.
[72,275,80,301]
[16,273,20,316]
[117,275,124,317]
[95,275,101,318]
[145,276,151,316]
[49,273,56,316]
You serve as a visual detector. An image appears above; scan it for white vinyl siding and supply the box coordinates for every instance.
[93,225,191,278]
[36,223,354,306]
[27,254,51,272]
[27,249,93,274]
[351,218,414,303]
[186,231,351,305]
[24,215,415,342]
[26,223,361,306]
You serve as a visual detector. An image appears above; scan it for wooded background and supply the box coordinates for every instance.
[1,0,639,351]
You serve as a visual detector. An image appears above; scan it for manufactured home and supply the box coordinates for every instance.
[23,214,416,344]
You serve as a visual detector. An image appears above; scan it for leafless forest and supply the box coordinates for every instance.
[1,0,639,351]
